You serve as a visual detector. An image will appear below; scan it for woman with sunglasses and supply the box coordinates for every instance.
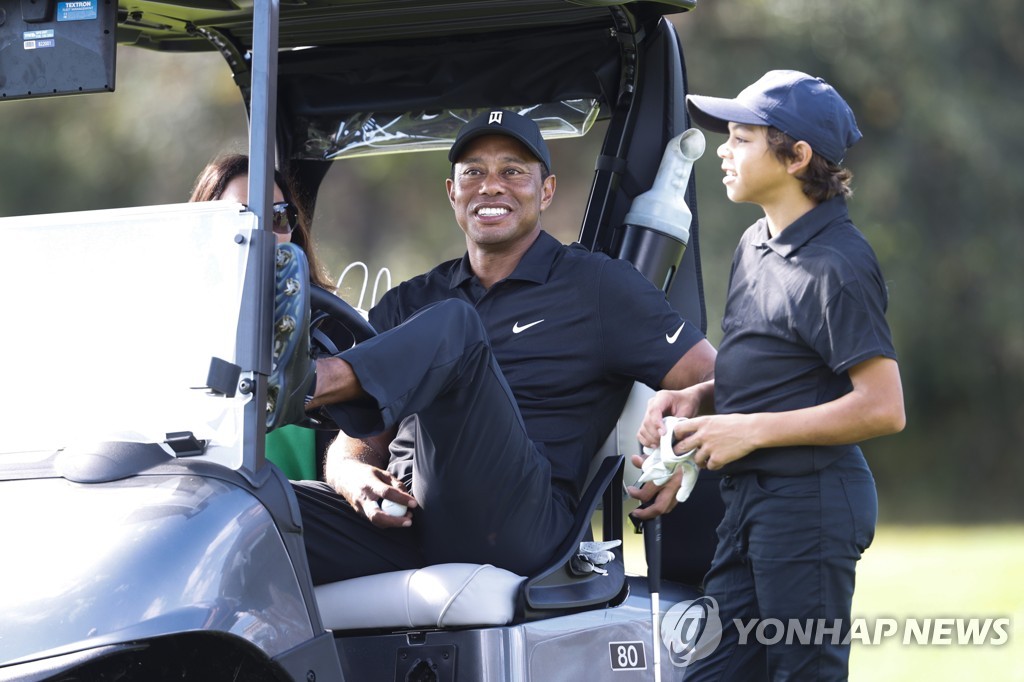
[189,153,333,289]
[190,153,335,479]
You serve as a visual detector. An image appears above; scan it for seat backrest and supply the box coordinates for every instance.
[517,453,624,618]
[517,381,655,620]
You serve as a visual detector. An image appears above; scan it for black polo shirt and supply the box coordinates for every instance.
[715,197,897,476]
[369,230,704,495]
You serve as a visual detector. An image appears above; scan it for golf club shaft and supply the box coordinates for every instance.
[645,515,663,682]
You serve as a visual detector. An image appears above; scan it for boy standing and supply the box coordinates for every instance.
[638,71,905,679]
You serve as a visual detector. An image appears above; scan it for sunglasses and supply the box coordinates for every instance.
[271,201,298,235]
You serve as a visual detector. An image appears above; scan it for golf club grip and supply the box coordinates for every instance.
[645,515,662,589]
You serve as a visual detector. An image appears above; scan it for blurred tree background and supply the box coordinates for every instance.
[0,0,1020,522]
[671,0,1024,523]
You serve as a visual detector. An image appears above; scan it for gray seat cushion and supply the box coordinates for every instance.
[316,563,525,630]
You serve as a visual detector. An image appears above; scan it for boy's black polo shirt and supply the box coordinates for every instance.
[370,230,704,496]
[715,197,897,476]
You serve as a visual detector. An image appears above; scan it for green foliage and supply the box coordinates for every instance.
[0,49,247,214]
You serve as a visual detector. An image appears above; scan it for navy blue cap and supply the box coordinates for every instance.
[449,110,552,173]
[686,70,862,164]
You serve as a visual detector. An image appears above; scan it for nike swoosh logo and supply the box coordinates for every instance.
[512,319,545,334]
[666,322,685,344]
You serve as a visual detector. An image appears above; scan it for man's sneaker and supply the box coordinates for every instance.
[267,243,316,431]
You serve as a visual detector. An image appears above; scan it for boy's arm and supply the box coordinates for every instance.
[678,356,905,471]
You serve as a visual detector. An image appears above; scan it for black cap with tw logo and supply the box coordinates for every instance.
[448,109,552,173]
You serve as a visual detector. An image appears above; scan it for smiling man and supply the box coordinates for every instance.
[445,111,555,269]
[275,110,717,584]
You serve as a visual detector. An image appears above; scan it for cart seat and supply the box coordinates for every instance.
[316,562,523,629]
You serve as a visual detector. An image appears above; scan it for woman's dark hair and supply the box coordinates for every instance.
[765,127,854,203]
[189,153,333,289]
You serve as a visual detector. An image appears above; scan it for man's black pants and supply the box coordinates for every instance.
[292,299,575,585]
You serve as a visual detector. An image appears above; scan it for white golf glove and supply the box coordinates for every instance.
[635,416,699,503]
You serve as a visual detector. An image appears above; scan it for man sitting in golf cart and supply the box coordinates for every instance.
[274,110,717,584]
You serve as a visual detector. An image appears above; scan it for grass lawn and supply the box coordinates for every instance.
[849,525,1023,681]
[620,523,1023,680]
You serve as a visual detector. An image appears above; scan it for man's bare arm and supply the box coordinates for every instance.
[324,427,416,528]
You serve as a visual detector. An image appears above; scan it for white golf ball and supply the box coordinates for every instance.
[380,499,408,517]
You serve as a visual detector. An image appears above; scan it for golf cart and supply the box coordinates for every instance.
[0,1,715,679]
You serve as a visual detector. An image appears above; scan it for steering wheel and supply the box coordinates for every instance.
[310,285,377,351]
[299,286,378,429]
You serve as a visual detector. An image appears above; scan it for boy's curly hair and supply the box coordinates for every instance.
[766,127,854,203]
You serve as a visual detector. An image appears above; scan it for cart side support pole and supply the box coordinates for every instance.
[239,0,280,480]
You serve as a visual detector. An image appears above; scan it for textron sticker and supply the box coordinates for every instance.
[57,0,97,21]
